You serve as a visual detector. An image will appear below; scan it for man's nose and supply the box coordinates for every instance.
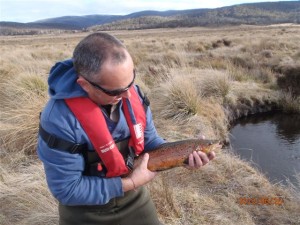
[119,89,131,98]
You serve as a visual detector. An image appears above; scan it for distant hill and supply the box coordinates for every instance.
[33,15,124,29]
[1,1,299,35]
[91,1,300,31]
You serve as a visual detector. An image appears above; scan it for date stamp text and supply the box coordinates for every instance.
[238,197,284,205]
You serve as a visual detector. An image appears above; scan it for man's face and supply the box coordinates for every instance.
[78,51,135,105]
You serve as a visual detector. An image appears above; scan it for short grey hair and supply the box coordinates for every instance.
[73,32,127,79]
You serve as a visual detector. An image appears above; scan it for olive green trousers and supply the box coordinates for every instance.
[59,187,163,225]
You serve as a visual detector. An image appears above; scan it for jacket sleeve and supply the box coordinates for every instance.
[37,100,123,206]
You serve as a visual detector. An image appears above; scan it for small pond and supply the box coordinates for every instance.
[229,112,300,186]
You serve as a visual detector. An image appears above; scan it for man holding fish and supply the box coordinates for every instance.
[37,32,217,225]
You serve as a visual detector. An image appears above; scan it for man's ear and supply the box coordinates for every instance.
[77,76,90,93]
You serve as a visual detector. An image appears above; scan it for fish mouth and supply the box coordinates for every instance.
[211,142,222,151]
[205,141,222,153]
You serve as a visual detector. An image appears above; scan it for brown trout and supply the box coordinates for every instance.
[145,139,221,172]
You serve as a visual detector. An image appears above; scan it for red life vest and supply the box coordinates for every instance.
[65,87,146,177]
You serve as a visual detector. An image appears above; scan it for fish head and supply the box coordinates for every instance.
[195,139,222,154]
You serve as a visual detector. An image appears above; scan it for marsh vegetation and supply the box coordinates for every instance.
[1,25,300,225]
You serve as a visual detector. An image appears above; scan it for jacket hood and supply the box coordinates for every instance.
[48,59,87,99]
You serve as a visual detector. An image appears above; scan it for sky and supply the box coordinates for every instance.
[0,0,296,23]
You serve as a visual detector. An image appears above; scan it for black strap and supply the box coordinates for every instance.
[136,86,150,112]
[39,124,87,154]
[83,138,131,177]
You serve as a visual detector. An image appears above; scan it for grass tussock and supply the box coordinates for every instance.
[151,69,229,140]
[197,69,231,99]
[159,74,202,120]
[0,72,48,156]
[0,163,58,225]
[279,91,300,113]
[277,65,300,96]
[1,26,300,225]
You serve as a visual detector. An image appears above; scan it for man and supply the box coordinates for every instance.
[37,32,215,225]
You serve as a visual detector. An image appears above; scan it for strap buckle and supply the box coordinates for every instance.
[46,135,57,149]
[126,147,135,171]
[70,144,82,154]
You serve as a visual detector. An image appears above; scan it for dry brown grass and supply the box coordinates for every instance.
[1,25,300,225]
[224,81,280,121]
[151,76,228,140]
[0,70,48,156]
[0,163,58,225]
[279,91,300,113]
[149,151,300,225]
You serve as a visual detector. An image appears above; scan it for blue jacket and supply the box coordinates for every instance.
[37,59,165,206]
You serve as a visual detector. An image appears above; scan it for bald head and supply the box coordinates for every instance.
[73,32,127,79]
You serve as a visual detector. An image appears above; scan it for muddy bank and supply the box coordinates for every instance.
[225,101,279,124]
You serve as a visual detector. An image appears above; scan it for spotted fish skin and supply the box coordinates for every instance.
[145,139,220,172]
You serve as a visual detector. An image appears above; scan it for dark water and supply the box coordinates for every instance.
[229,112,300,185]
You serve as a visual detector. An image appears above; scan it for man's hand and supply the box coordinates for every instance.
[185,150,216,170]
[185,134,216,170]
[122,153,156,192]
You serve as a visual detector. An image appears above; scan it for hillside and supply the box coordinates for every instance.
[91,1,300,31]
[0,1,299,35]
